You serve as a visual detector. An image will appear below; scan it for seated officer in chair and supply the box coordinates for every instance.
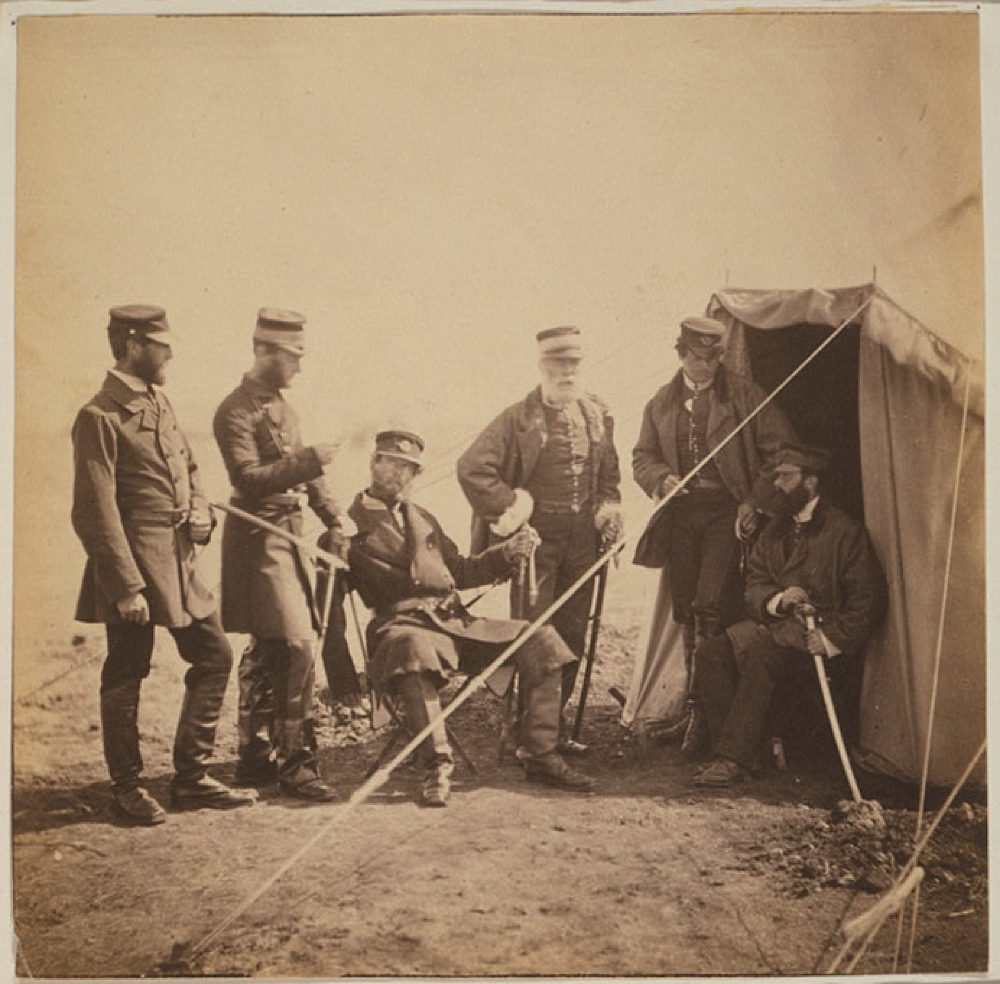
[687,443,886,787]
[346,430,595,807]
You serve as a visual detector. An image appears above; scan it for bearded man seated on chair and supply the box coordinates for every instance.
[346,430,595,807]
[687,443,886,787]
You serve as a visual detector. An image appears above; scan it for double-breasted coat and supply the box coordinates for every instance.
[71,372,216,628]
[213,374,341,639]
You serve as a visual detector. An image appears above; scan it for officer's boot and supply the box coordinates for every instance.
[171,660,256,810]
[275,640,339,803]
[234,640,277,786]
[522,669,594,791]
[101,679,165,824]
[394,673,454,807]
[681,615,719,758]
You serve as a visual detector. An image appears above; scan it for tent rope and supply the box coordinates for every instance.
[916,354,974,831]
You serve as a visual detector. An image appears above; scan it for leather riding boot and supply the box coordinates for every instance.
[272,640,324,791]
[173,663,229,785]
[520,669,562,759]
[682,615,721,758]
[236,639,276,779]
[101,679,144,790]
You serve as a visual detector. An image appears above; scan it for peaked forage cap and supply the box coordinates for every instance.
[254,307,307,354]
[108,304,170,337]
[537,324,584,358]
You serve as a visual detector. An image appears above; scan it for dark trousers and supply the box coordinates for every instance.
[519,509,597,709]
[693,629,798,770]
[663,491,741,626]
[101,612,233,790]
[237,638,320,786]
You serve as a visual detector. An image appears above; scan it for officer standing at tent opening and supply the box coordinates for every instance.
[213,308,346,802]
[457,326,624,753]
[348,430,595,807]
[688,443,886,786]
[631,315,796,752]
[71,305,257,824]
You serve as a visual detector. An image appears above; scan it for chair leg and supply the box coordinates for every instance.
[446,724,478,775]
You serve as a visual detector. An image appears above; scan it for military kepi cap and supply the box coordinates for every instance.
[108,304,171,344]
[374,430,425,470]
[255,307,307,355]
[678,316,726,354]
[773,443,831,475]
[537,325,584,360]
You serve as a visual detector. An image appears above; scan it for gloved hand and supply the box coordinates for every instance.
[735,501,760,541]
[657,473,687,500]
[777,585,810,614]
[187,509,215,546]
[502,525,539,565]
[318,523,351,563]
[595,503,625,551]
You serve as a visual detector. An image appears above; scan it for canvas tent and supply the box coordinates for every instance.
[623,284,984,788]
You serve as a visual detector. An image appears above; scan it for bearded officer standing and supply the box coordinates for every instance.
[71,305,256,824]
[457,326,623,751]
[213,308,345,802]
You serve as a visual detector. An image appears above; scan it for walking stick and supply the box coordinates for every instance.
[572,560,609,742]
[799,603,863,803]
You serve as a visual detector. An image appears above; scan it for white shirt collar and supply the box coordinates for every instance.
[795,495,821,524]
[681,371,713,393]
[110,368,153,393]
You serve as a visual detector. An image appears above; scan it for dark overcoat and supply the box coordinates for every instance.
[347,491,573,688]
[71,372,216,627]
[456,387,622,554]
[213,373,341,638]
[728,497,887,660]
[631,367,796,566]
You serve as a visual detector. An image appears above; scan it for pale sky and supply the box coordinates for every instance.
[11,8,986,645]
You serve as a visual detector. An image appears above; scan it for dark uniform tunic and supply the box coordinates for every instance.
[347,491,575,758]
[694,497,887,769]
[71,371,232,790]
[213,372,343,784]
[632,367,797,628]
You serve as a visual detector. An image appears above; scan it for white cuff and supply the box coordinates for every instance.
[490,488,534,538]
[767,592,784,617]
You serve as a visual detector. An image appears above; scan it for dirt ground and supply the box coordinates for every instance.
[10,577,988,979]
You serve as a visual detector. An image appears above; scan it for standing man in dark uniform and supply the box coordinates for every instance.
[632,316,796,750]
[457,326,623,751]
[348,431,594,807]
[72,305,256,824]
[689,444,886,786]
[213,308,345,802]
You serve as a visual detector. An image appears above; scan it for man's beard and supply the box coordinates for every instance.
[133,352,166,386]
[775,483,812,517]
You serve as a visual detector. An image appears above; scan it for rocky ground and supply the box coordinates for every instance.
[10,581,988,979]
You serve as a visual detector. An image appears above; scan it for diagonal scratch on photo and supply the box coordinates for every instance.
[6,3,988,980]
